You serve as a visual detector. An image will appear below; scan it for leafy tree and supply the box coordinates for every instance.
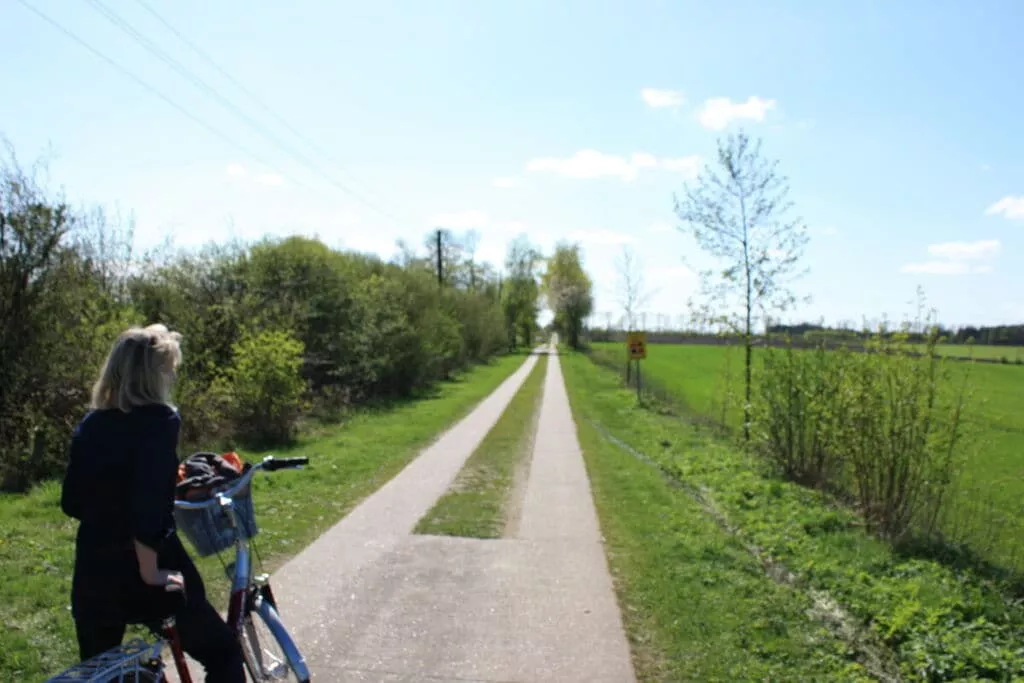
[217,329,307,446]
[502,235,542,349]
[542,242,593,349]
[0,147,136,489]
[674,130,808,441]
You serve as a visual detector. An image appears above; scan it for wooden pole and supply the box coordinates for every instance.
[636,359,642,401]
[436,229,444,287]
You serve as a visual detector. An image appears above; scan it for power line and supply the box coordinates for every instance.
[13,0,294,187]
[132,0,394,213]
[80,0,405,226]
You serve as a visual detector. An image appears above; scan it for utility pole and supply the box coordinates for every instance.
[436,228,444,287]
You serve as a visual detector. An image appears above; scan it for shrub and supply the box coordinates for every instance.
[217,329,307,447]
[752,341,849,489]
[753,328,973,542]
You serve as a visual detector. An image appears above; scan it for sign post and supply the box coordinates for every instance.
[626,331,647,401]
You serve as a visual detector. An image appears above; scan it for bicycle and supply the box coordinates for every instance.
[46,454,312,683]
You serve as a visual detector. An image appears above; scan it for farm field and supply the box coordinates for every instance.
[930,343,1024,361]
[591,341,1024,573]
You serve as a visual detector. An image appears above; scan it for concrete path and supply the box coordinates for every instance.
[265,347,636,682]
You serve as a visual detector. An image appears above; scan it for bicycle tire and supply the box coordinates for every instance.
[239,594,311,682]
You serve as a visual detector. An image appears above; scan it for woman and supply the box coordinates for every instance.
[61,324,245,682]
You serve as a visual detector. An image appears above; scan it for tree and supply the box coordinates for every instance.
[502,235,542,349]
[542,242,593,349]
[462,229,481,291]
[674,130,808,441]
[616,245,650,332]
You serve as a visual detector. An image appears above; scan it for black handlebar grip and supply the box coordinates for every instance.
[264,456,309,471]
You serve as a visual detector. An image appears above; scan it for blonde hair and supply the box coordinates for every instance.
[90,324,183,412]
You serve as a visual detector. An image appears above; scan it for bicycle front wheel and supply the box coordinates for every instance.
[239,593,311,683]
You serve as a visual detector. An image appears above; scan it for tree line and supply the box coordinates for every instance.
[768,322,1024,346]
[0,148,593,493]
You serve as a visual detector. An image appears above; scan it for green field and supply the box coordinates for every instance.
[566,350,1024,680]
[931,344,1024,361]
[0,354,525,681]
[593,341,1024,572]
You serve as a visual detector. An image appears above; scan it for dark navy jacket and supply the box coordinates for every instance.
[61,404,204,624]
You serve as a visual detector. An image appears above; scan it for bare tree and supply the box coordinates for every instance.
[462,229,481,290]
[674,130,808,441]
[615,245,651,332]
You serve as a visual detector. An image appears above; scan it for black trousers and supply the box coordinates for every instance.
[72,531,245,683]
[75,596,245,683]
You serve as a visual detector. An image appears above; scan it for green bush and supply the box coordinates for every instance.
[216,329,308,447]
[753,329,973,542]
[752,341,849,489]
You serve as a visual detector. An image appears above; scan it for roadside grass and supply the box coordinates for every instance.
[592,341,1024,573]
[0,354,526,682]
[564,367,871,680]
[565,350,1024,681]
[415,354,547,538]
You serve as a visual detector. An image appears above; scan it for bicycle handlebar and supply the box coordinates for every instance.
[174,455,308,511]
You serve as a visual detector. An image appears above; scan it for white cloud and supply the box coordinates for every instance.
[431,209,489,229]
[659,155,702,179]
[900,239,1000,276]
[492,177,522,189]
[649,222,673,233]
[698,96,777,130]
[901,262,978,275]
[525,150,702,182]
[567,229,636,246]
[985,196,1024,220]
[641,88,684,109]
[927,239,1000,261]
[527,150,646,181]
[224,163,285,186]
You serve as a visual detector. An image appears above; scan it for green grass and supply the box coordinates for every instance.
[415,354,547,538]
[566,350,1024,681]
[930,344,1024,361]
[593,340,1024,572]
[0,354,526,682]
[563,354,872,681]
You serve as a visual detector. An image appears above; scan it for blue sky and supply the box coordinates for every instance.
[3,0,1022,329]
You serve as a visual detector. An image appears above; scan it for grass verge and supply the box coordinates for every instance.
[415,353,547,538]
[564,350,1024,681]
[0,354,526,681]
[563,352,872,681]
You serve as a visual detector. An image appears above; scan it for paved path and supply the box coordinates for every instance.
[266,348,635,682]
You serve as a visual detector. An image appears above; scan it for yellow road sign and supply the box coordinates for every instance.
[627,332,647,360]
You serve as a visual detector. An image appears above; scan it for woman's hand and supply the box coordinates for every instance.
[140,567,184,589]
[134,539,184,591]
[158,569,185,592]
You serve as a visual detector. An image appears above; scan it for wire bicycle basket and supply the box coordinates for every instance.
[44,638,163,682]
[174,452,259,557]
